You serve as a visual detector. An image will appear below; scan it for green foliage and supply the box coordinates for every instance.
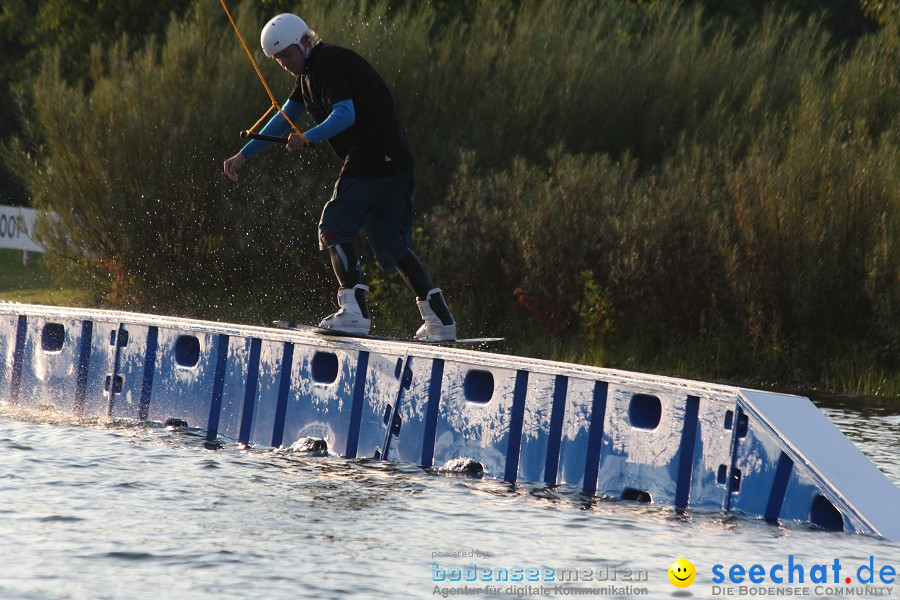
[1,0,897,394]
[0,0,194,204]
[684,0,879,47]
[419,2,896,386]
[574,270,616,344]
[3,1,333,321]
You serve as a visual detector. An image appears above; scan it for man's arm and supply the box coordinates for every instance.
[223,98,306,181]
[288,99,355,149]
[305,99,355,142]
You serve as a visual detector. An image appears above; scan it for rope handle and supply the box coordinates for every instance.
[219,0,311,145]
[240,131,315,147]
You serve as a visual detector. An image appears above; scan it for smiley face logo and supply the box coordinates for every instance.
[668,558,696,588]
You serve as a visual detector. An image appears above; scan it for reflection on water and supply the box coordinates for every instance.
[0,393,898,600]
[810,392,900,485]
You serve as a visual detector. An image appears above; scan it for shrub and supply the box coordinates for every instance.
[3,0,895,391]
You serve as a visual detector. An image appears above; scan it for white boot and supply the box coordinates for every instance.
[319,284,371,335]
[415,288,457,341]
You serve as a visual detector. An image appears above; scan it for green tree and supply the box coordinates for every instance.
[0,0,192,205]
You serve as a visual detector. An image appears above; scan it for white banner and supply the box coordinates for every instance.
[0,205,47,252]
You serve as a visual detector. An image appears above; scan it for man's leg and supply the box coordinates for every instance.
[318,178,375,334]
[395,251,454,328]
[328,243,369,320]
[360,170,457,340]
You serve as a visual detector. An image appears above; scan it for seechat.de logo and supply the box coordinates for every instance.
[668,558,697,588]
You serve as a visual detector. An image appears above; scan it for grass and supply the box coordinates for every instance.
[0,248,85,306]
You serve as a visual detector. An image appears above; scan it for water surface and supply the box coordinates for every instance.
[0,393,897,599]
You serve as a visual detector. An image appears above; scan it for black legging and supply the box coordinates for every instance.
[329,245,433,297]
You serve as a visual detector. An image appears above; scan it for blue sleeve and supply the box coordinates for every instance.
[303,99,355,143]
[239,99,306,159]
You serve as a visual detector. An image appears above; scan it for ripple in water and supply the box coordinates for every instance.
[0,398,897,600]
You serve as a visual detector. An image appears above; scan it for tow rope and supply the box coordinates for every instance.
[218,0,308,144]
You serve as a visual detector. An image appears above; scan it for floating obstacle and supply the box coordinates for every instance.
[1,303,897,540]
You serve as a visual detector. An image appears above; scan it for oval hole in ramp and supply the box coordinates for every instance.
[41,323,65,353]
[628,394,662,430]
[463,370,494,403]
[810,494,843,532]
[622,488,652,503]
[174,335,201,368]
[717,465,728,486]
[311,352,339,385]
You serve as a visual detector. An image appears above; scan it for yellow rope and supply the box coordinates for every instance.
[219,0,309,142]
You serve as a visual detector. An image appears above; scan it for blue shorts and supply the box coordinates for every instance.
[318,170,414,271]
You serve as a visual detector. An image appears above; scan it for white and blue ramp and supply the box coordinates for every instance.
[1,303,897,540]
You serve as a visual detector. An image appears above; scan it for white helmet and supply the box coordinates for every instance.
[260,13,310,58]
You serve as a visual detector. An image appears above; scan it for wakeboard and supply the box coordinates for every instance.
[273,321,503,347]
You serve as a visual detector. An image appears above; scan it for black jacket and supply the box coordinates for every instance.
[290,43,414,177]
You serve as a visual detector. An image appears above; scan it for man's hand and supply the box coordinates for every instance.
[287,132,310,151]
[223,153,247,182]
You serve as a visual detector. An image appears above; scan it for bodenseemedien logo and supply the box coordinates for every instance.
[668,559,697,588]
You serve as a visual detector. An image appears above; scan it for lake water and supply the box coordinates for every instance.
[0,393,897,600]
